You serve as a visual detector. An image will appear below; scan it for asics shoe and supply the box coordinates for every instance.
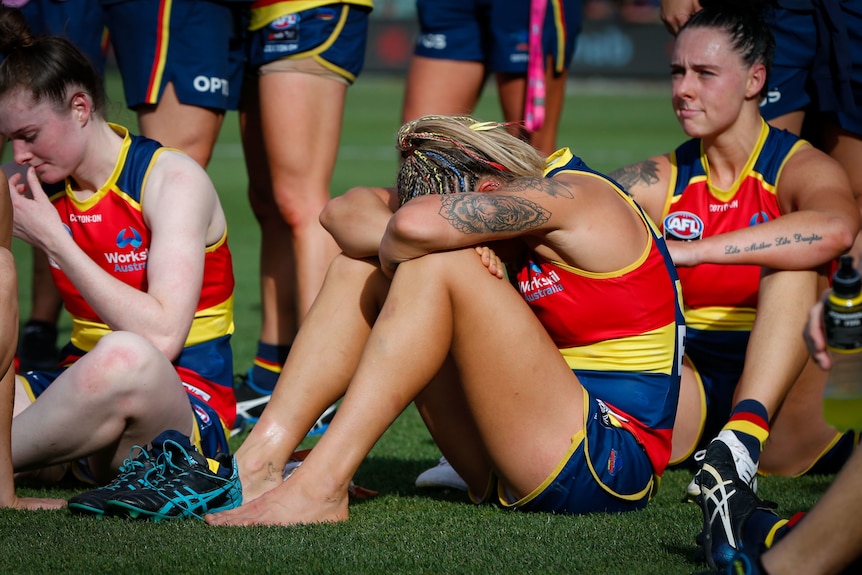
[307,403,337,437]
[688,431,758,502]
[68,445,160,517]
[107,439,241,521]
[696,439,776,569]
[232,370,272,435]
[415,456,468,491]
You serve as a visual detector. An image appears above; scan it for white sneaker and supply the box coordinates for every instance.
[687,431,759,500]
[414,456,468,491]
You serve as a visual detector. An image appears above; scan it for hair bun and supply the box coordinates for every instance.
[0,6,34,58]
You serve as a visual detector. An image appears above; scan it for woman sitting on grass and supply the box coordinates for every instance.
[204,114,685,525]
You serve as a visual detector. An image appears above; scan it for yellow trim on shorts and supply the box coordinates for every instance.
[16,374,37,403]
[250,0,372,31]
[685,306,756,331]
[764,519,789,548]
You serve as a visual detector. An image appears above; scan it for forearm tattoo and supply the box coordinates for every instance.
[723,232,824,255]
[439,194,550,234]
[609,160,660,190]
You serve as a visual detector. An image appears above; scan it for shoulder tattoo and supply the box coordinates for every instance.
[502,177,574,199]
[609,160,661,190]
[439,194,551,234]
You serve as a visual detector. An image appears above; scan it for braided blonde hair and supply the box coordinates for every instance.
[396,115,546,205]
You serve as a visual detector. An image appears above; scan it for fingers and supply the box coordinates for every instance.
[805,298,832,370]
[474,246,504,279]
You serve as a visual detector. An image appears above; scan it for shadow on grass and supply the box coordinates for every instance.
[355,455,471,504]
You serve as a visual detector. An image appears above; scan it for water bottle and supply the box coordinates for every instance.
[823,254,862,431]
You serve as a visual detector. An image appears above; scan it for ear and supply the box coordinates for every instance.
[746,63,767,100]
[69,91,93,126]
[476,178,502,193]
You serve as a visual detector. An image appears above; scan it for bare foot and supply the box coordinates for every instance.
[237,458,286,504]
[205,468,349,527]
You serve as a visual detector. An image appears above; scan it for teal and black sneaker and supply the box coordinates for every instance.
[106,438,241,521]
[67,444,161,517]
[694,550,765,575]
[697,440,776,569]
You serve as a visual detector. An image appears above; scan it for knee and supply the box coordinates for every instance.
[396,248,481,278]
[271,183,330,229]
[71,332,159,396]
[326,252,383,283]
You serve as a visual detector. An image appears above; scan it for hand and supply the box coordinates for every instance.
[804,296,832,370]
[475,245,505,279]
[660,0,701,35]
[8,166,65,251]
[1,495,67,511]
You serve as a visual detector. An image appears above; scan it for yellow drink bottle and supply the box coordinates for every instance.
[823,255,862,431]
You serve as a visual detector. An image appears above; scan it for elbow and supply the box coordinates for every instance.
[320,194,346,235]
[387,207,433,247]
[151,331,187,362]
[833,212,861,256]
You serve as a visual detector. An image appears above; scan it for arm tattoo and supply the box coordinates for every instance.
[609,160,661,190]
[439,194,551,234]
[501,177,574,199]
[723,232,824,255]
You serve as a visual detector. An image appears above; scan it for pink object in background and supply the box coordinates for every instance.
[524,0,547,133]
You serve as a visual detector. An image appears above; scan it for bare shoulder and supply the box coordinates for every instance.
[501,176,575,199]
[147,149,217,197]
[780,143,850,192]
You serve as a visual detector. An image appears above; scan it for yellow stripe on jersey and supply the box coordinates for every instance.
[70,295,235,352]
[684,306,757,331]
[559,321,678,374]
[186,296,236,346]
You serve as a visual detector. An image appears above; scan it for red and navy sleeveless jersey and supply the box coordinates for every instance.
[514,148,685,474]
[47,124,237,425]
[662,120,806,331]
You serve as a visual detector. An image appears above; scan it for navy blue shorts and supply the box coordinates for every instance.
[104,0,248,110]
[481,389,657,515]
[761,0,862,134]
[18,0,107,76]
[413,0,583,75]
[246,4,370,83]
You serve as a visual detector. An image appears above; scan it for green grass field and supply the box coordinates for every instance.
[1,74,832,575]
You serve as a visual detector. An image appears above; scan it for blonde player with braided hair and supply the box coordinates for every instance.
[199,114,684,526]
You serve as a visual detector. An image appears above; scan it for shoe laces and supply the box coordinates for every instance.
[100,445,153,491]
[715,431,758,488]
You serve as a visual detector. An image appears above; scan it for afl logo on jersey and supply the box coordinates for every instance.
[272,15,299,30]
[663,211,704,241]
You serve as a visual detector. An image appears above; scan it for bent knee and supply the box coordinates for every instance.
[81,332,163,379]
